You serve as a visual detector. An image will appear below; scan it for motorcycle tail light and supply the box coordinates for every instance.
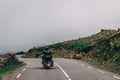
[47,63,50,67]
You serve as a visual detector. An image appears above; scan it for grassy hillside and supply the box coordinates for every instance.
[0,53,24,78]
[23,29,120,74]
[23,29,119,57]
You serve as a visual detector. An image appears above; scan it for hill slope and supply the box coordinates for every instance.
[23,29,120,74]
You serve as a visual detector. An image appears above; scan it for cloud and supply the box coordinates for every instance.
[0,0,120,52]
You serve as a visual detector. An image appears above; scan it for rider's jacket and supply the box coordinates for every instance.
[42,50,52,60]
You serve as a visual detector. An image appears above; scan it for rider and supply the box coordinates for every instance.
[42,47,53,63]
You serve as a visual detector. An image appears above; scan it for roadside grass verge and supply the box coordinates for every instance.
[88,62,120,75]
[0,62,24,78]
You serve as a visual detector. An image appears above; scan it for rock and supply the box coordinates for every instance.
[118,28,120,32]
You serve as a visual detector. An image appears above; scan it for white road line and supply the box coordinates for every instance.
[55,63,71,80]
[113,75,120,79]
[22,68,26,71]
[16,73,21,78]
[97,70,105,73]
[88,66,93,69]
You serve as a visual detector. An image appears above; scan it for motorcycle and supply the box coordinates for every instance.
[42,55,54,69]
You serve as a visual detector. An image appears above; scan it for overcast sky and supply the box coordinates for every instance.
[0,0,120,52]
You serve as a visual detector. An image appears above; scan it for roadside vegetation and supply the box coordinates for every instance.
[23,28,120,75]
[0,53,24,78]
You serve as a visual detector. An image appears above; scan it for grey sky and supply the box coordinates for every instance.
[0,0,120,52]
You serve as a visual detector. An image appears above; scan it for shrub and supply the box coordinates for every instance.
[113,53,120,66]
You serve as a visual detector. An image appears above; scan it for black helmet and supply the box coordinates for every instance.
[44,47,49,50]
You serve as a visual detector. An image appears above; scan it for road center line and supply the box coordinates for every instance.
[22,68,26,71]
[113,75,120,79]
[16,73,21,78]
[97,70,105,73]
[55,63,71,80]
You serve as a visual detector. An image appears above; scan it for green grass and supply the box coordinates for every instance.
[88,62,120,75]
[0,62,24,78]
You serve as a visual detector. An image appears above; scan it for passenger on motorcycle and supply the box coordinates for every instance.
[42,47,53,63]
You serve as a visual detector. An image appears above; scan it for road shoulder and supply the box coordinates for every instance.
[1,64,26,80]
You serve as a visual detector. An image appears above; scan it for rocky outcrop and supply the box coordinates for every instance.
[0,53,18,69]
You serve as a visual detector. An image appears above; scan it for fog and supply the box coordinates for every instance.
[0,0,120,52]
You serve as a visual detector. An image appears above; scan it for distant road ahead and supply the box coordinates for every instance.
[4,58,120,80]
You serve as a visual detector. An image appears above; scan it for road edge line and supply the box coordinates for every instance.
[55,62,71,80]
[113,75,120,79]
[97,70,105,73]
[16,73,21,78]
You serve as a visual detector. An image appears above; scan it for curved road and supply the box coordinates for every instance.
[4,58,120,80]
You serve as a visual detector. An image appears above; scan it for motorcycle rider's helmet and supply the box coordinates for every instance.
[45,47,49,50]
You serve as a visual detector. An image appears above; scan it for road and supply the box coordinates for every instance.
[4,58,120,80]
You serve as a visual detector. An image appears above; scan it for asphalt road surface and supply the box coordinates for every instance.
[4,58,120,80]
